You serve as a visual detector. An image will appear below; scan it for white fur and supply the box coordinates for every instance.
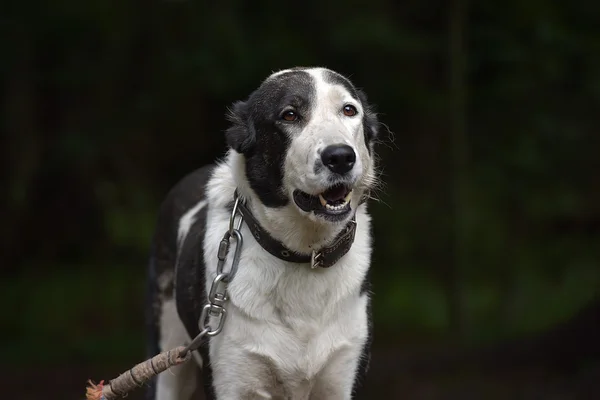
[157,68,373,400]
[177,200,207,246]
[204,154,371,399]
[156,299,199,400]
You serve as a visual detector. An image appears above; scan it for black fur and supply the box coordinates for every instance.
[145,165,216,400]
[353,281,373,397]
[225,70,316,208]
[357,90,379,153]
[353,245,374,396]
[175,204,215,399]
[322,70,360,99]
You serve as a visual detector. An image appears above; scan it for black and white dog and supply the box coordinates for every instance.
[146,67,380,400]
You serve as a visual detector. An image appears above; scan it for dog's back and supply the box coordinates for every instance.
[145,165,215,399]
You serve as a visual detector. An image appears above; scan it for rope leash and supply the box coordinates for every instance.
[86,346,192,400]
[86,196,245,400]
[86,327,211,399]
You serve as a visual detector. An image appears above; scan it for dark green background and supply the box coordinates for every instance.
[2,0,599,398]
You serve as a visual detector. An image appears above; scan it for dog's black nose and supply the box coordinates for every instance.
[321,144,356,175]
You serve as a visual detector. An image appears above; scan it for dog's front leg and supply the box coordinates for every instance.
[308,343,365,400]
[211,347,291,400]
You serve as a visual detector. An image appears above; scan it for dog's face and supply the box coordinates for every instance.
[226,67,378,225]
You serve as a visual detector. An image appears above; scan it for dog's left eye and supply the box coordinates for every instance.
[281,110,299,122]
[342,104,358,117]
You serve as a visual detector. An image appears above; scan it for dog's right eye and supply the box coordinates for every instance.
[281,110,299,122]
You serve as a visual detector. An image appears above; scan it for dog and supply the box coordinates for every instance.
[145,67,380,400]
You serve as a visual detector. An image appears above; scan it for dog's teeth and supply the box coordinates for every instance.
[344,190,353,203]
[324,200,349,211]
[318,194,328,207]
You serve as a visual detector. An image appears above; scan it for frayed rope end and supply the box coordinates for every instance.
[86,379,105,400]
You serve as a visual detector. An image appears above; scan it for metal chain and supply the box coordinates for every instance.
[182,196,244,354]
[84,196,245,400]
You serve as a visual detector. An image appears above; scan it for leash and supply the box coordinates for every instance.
[85,191,362,399]
[85,197,245,400]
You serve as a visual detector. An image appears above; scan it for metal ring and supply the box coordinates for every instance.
[224,229,243,281]
[206,307,227,336]
[208,273,230,305]
[216,230,243,280]
[228,197,241,233]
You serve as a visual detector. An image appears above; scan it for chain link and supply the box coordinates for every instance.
[183,195,244,354]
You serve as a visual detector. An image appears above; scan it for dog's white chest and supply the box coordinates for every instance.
[201,210,370,398]
[209,275,369,398]
[197,159,373,399]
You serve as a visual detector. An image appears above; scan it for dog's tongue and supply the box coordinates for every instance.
[322,185,347,202]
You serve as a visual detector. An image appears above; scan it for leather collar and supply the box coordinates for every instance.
[236,198,358,268]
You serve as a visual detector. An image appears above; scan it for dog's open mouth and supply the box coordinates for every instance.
[293,184,353,220]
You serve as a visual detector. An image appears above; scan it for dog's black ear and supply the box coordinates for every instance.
[225,100,256,154]
[357,90,379,145]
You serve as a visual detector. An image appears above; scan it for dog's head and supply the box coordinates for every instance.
[226,67,379,228]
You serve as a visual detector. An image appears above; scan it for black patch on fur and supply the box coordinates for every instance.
[145,165,216,400]
[322,69,360,101]
[199,338,216,399]
[150,165,215,296]
[357,90,379,153]
[224,101,256,155]
[175,204,215,398]
[360,272,371,297]
[352,284,373,397]
[353,249,373,397]
[225,70,316,208]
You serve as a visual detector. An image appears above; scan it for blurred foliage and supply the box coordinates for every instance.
[1,0,599,369]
